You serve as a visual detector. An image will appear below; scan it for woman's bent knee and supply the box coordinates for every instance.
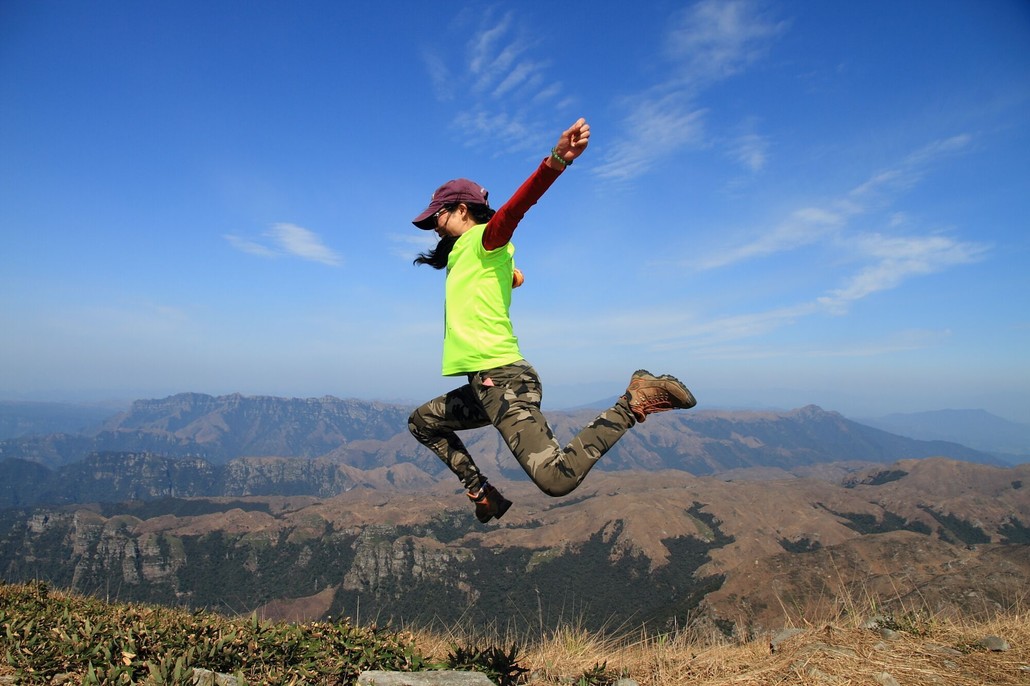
[537,480,577,498]
[408,411,428,441]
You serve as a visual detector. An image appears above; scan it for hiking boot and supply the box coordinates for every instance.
[467,483,512,523]
[624,369,697,422]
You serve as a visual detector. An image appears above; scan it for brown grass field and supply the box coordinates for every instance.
[2,582,1026,684]
[413,606,1029,685]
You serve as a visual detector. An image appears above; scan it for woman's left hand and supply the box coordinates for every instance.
[551,118,590,168]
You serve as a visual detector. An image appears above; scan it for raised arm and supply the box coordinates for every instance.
[482,118,590,251]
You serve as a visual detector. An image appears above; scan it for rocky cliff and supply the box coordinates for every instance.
[2,460,1027,635]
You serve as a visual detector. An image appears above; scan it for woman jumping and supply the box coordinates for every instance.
[408,118,696,523]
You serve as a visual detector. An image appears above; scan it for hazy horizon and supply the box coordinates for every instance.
[3,387,1030,430]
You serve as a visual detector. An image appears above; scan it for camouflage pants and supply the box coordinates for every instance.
[408,360,636,497]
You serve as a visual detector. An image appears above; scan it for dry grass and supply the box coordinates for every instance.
[3,580,1025,684]
[411,608,1029,685]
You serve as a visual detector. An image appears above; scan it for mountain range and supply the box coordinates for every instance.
[0,393,1027,636]
[4,394,1027,462]
[0,393,1007,473]
[857,408,1030,459]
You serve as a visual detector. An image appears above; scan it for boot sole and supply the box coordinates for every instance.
[476,498,512,523]
[630,370,697,410]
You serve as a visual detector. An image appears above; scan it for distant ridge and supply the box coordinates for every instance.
[0,400,114,440]
[859,408,1030,460]
[0,393,1004,492]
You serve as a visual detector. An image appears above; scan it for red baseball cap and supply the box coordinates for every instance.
[412,178,490,230]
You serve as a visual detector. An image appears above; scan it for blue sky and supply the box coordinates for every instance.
[2,0,1029,422]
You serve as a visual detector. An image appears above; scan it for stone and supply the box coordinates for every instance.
[192,668,243,686]
[873,672,901,686]
[769,627,805,652]
[978,635,1010,652]
[357,671,497,686]
[805,667,844,685]
[925,642,963,657]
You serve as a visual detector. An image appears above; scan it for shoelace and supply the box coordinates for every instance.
[637,391,675,411]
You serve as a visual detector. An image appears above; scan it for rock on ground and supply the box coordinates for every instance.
[357,671,498,686]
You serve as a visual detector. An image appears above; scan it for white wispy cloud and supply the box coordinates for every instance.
[425,9,564,154]
[422,51,451,101]
[592,94,708,181]
[664,0,788,88]
[595,0,786,180]
[677,133,990,346]
[693,133,980,270]
[427,1,782,170]
[653,229,987,351]
[817,233,989,314]
[467,13,517,86]
[729,129,770,172]
[695,206,845,269]
[224,234,278,259]
[847,134,973,208]
[651,303,817,350]
[535,133,988,357]
[269,224,342,266]
[225,223,342,267]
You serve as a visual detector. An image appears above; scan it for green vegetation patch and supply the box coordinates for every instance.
[0,580,428,684]
[917,505,991,545]
[100,498,272,519]
[526,548,560,572]
[818,505,932,536]
[999,517,1030,544]
[842,469,908,488]
[778,537,822,554]
[394,509,476,544]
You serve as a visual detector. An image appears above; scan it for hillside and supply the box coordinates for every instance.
[2,459,1027,637]
[2,581,1027,685]
[1,393,1026,648]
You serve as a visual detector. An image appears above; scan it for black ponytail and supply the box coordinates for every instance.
[414,235,458,270]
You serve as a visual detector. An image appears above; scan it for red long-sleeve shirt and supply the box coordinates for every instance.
[482,159,563,251]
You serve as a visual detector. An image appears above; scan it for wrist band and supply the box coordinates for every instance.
[550,147,571,167]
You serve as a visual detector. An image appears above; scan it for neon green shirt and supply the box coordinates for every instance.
[441,223,522,375]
